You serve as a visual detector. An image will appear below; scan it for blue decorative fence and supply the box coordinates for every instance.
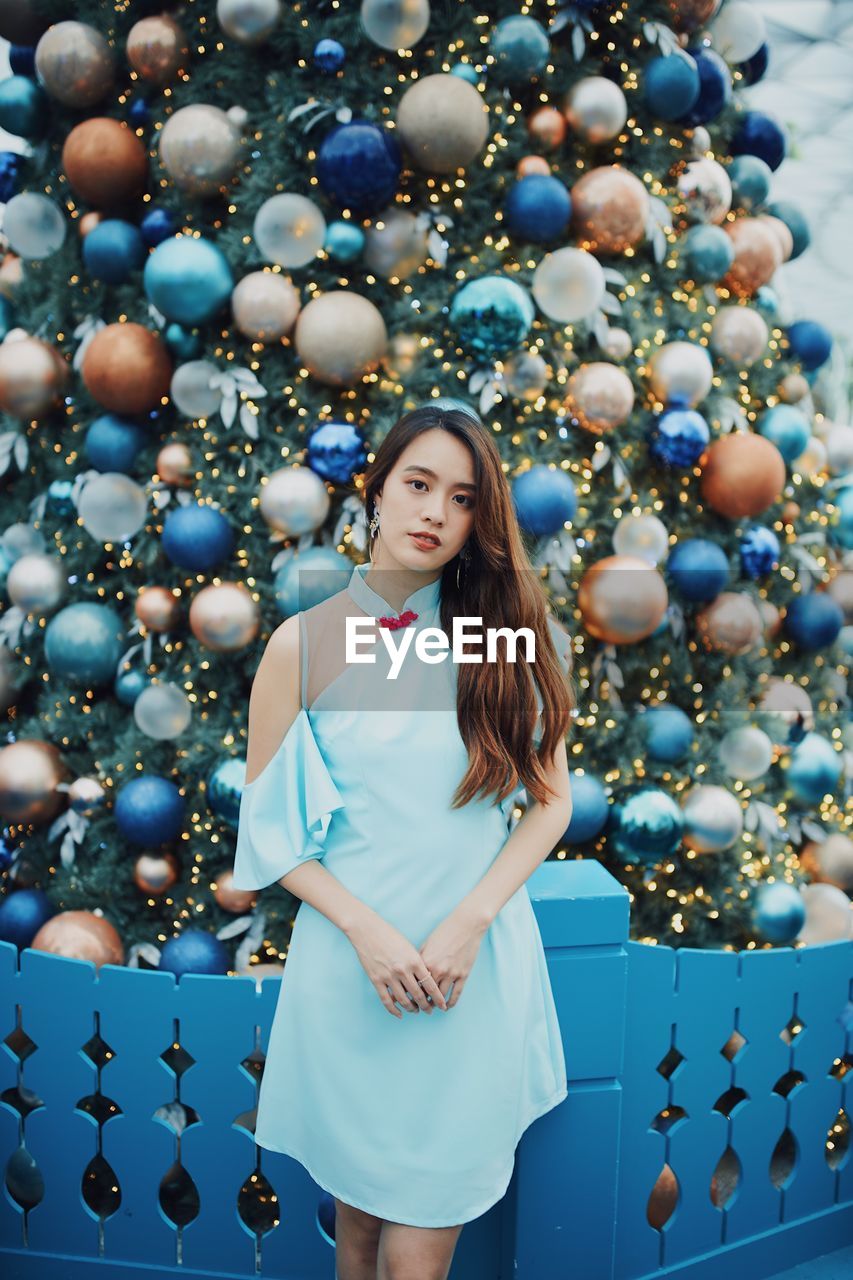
[1,860,851,1280]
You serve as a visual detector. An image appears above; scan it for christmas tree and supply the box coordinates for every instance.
[0,0,850,970]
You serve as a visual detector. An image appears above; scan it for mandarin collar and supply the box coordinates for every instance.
[347,560,442,618]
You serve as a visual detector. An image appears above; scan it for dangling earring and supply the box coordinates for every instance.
[456,543,471,591]
[368,507,380,561]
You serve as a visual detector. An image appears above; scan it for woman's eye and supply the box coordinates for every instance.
[408,479,473,507]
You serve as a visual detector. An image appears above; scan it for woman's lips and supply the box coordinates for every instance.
[409,533,440,550]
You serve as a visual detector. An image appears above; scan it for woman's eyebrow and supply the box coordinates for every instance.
[401,464,477,492]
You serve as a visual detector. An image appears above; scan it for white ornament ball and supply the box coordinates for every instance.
[360,0,430,51]
[259,466,331,537]
[796,883,853,945]
[170,361,223,420]
[253,193,327,268]
[134,682,193,740]
[563,75,628,144]
[231,271,301,341]
[718,726,773,780]
[78,473,148,544]
[6,553,66,615]
[532,247,606,323]
[612,513,669,566]
[217,0,282,45]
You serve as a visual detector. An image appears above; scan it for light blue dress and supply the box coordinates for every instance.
[232,561,569,1227]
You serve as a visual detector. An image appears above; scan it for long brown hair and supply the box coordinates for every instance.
[362,405,576,810]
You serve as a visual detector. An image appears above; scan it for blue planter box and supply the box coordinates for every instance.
[1,859,851,1279]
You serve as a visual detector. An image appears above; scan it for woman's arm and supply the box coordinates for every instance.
[450,736,573,935]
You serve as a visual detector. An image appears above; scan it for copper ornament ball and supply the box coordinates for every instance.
[31,910,125,969]
[215,870,258,915]
[62,117,148,208]
[578,554,669,645]
[189,582,260,652]
[0,739,70,825]
[571,165,650,254]
[82,322,173,416]
[126,14,189,86]
[527,106,566,151]
[35,21,115,109]
[134,852,180,896]
[695,591,764,655]
[722,218,783,299]
[156,441,195,487]
[79,211,104,238]
[699,432,786,518]
[135,586,182,633]
[517,154,551,179]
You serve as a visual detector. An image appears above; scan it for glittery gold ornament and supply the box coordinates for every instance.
[31,910,125,968]
[294,290,387,386]
[0,333,68,420]
[565,361,635,433]
[189,582,260,651]
[396,73,489,173]
[0,739,69,824]
[778,373,809,404]
[159,103,242,197]
[695,592,763,654]
[156,442,195,487]
[126,14,189,86]
[231,270,301,341]
[35,21,115,108]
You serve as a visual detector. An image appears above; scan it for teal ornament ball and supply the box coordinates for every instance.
[607,786,684,865]
[144,234,234,325]
[449,274,534,359]
[324,219,365,263]
[274,544,353,616]
[766,199,810,260]
[681,224,734,283]
[787,732,843,805]
[451,62,479,85]
[563,771,609,844]
[758,404,810,464]
[207,756,246,829]
[163,322,201,360]
[46,479,75,518]
[642,704,695,763]
[728,154,772,211]
[44,601,125,685]
[0,75,49,139]
[831,486,853,550]
[115,667,148,705]
[753,882,806,944]
[489,15,550,87]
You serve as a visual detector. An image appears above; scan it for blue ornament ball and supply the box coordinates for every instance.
[449,274,534,359]
[512,465,577,538]
[115,667,148,705]
[680,225,734,283]
[161,503,235,572]
[115,774,185,847]
[144,234,234,325]
[740,526,780,579]
[127,98,150,128]
[0,75,48,139]
[754,883,805,944]
[159,928,230,978]
[163,322,201,361]
[504,174,571,244]
[316,119,402,217]
[563,771,609,844]
[728,154,772,212]
[739,42,769,87]
[490,15,550,87]
[307,421,368,485]
[451,63,479,85]
[44,602,125,685]
[140,207,177,247]
[666,538,729,602]
[647,407,710,468]
[324,219,365,264]
[0,887,56,948]
[731,110,787,172]
[46,479,75,518]
[274,545,352,616]
[787,732,843,806]
[313,37,345,73]
[85,414,147,474]
[787,319,832,372]
[679,47,731,125]
[643,53,700,121]
[765,201,809,260]
[82,219,146,285]
[642,704,695,763]
[8,46,37,77]
[784,591,844,652]
[758,404,810,464]
[207,757,245,830]
[0,151,23,202]
[607,786,684,865]
[831,487,853,551]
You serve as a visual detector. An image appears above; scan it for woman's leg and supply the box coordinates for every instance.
[334,1198,383,1280]
[376,1220,465,1280]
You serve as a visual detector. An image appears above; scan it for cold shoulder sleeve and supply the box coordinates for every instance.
[231,707,346,891]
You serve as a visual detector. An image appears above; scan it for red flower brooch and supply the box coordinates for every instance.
[378,610,418,630]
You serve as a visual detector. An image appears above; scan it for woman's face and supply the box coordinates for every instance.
[374,428,477,570]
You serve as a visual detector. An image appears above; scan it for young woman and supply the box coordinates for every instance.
[233,404,575,1280]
